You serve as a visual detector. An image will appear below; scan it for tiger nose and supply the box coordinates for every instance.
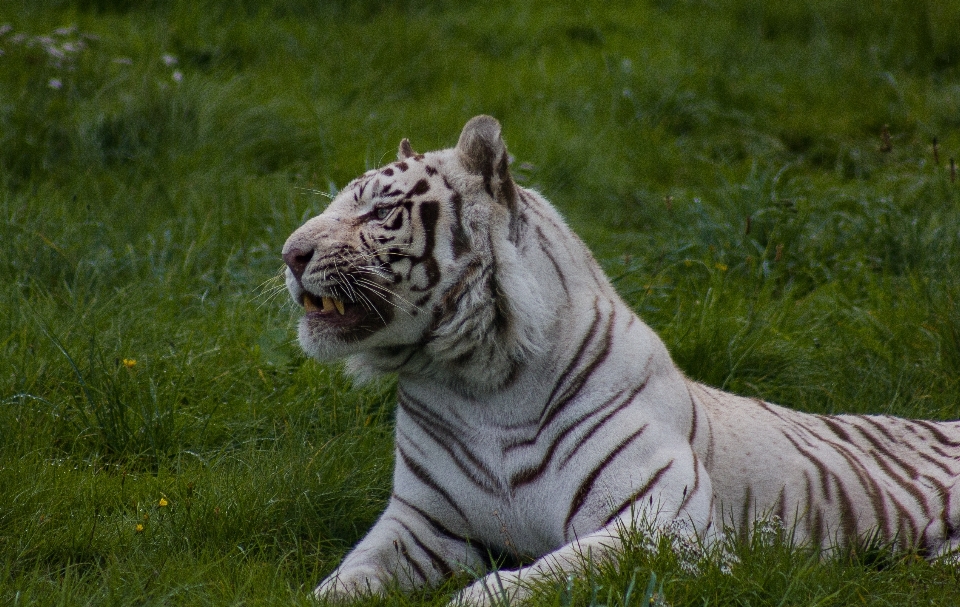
[283,246,314,282]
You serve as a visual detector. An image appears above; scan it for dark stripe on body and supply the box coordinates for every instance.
[509,384,645,489]
[539,302,616,429]
[398,447,470,522]
[558,383,647,468]
[603,460,676,527]
[392,494,471,544]
[399,391,501,494]
[675,454,701,515]
[394,518,454,577]
[564,425,649,533]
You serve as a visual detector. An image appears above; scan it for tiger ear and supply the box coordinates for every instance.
[456,115,519,237]
[456,115,506,177]
[398,138,417,160]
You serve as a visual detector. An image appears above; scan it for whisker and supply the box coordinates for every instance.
[353,278,422,316]
[353,266,394,280]
[353,289,386,324]
[251,268,292,309]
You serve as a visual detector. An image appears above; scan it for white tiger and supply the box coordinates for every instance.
[282,116,960,604]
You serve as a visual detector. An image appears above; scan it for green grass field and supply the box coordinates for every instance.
[3,0,960,604]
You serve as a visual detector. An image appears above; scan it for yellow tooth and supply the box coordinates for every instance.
[321,297,335,313]
[334,299,345,315]
[303,294,319,313]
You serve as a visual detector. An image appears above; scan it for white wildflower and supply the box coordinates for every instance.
[172,70,183,83]
[48,78,63,90]
[0,24,12,37]
[162,53,178,66]
[54,25,77,36]
[752,515,785,547]
[44,45,66,60]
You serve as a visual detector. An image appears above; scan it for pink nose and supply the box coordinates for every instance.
[283,246,313,281]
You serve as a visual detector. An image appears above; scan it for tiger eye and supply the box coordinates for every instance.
[375,207,390,220]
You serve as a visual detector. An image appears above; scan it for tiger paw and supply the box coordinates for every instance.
[451,570,531,607]
[313,567,387,602]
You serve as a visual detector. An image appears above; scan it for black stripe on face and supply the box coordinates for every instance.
[408,179,430,197]
[406,200,441,293]
[450,192,470,259]
[384,208,405,231]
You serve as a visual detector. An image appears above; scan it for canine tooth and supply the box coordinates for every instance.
[322,297,335,313]
[334,299,345,315]
[303,294,319,313]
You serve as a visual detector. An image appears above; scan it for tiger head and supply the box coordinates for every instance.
[282,116,547,390]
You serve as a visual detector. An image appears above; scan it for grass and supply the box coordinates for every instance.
[2,0,960,604]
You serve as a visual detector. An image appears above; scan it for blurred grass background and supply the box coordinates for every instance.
[2,0,960,604]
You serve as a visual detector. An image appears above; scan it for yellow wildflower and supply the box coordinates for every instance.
[715,263,728,272]
[122,358,137,368]
[159,497,169,507]
[135,523,144,532]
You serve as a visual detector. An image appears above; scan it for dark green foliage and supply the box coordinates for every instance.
[2,0,960,604]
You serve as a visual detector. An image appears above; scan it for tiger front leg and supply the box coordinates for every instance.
[450,528,622,607]
[452,450,715,606]
[315,497,486,601]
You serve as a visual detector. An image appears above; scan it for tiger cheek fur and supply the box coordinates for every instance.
[283,116,960,606]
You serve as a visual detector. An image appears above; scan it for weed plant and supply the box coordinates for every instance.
[3,0,960,604]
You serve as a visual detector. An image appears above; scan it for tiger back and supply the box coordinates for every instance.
[282,116,960,605]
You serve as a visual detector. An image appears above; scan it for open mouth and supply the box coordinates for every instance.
[303,293,347,316]
[298,290,372,330]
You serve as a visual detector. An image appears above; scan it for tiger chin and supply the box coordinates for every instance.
[283,116,960,605]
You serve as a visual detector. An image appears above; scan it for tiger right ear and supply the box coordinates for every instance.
[456,115,519,240]
[398,138,417,160]
[456,115,506,178]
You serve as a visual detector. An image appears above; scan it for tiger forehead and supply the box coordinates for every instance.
[342,158,447,208]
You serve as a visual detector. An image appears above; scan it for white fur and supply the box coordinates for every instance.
[282,116,960,605]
